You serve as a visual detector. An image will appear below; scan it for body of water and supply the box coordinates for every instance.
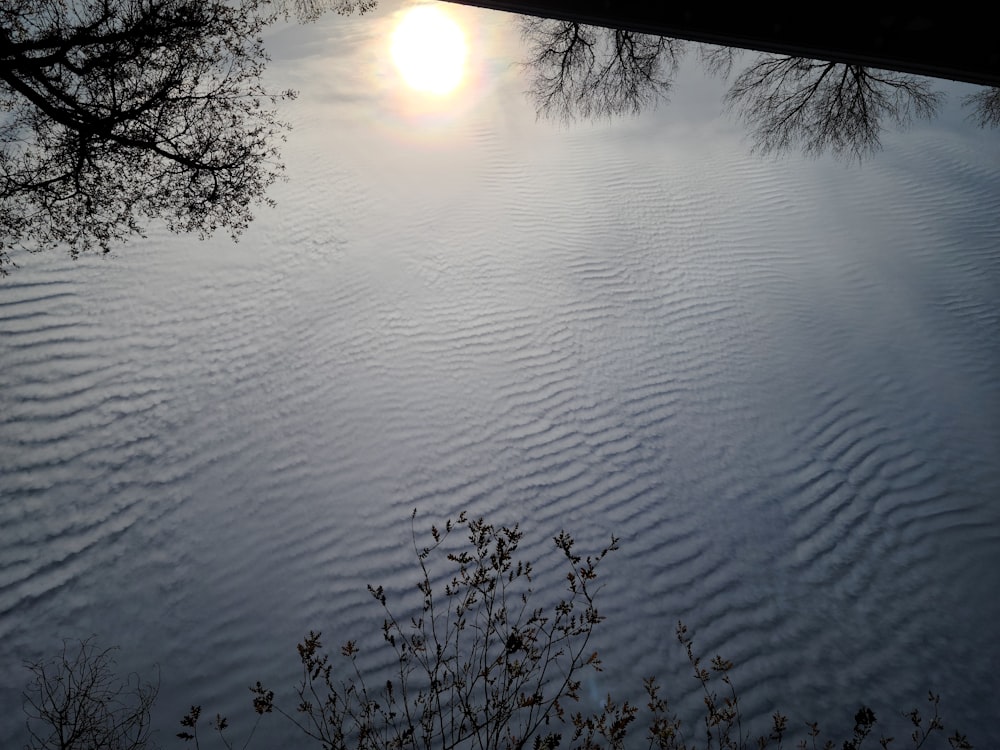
[2,2,999,746]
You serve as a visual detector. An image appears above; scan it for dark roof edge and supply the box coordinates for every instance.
[444,2,1000,88]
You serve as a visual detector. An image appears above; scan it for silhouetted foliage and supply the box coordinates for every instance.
[24,512,975,750]
[0,0,375,275]
[520,18,684,120]
[0,0,285,271]
[22,638,158,750]
[278,0,376,23]
[234,511,620,750]
[724,56,943,161]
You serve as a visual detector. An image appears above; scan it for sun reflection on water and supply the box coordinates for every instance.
[370,2,509,147]
[390,5,468,96]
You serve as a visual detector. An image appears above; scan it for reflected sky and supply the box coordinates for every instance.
[2,2,999,749]
[262,0,995,160]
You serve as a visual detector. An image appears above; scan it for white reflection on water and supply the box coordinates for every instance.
[391,4,468,94]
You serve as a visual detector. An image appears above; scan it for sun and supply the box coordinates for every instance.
[390,5,468,96]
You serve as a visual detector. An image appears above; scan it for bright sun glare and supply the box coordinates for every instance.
[391,5,468,96]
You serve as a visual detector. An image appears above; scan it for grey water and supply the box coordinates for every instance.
[2,2,999,747]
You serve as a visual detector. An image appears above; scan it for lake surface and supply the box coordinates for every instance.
[2,2,999,746]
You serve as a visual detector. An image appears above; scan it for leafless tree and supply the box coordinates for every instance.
[22,639,158,750]
[516,20,955,163]
[964,86,1000,128]
[520,17,685,121]
[724,55,943,160]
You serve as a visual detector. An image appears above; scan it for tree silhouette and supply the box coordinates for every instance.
[964,86,1000,128]
[520,18,685,121]
[0,0,373,275]
[724,55,943,160]
[517,18,958,162]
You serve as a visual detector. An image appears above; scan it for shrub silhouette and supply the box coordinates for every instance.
[24,511,974,749]
[22,638,158,750]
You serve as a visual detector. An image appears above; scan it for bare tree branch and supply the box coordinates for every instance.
[724,54,943,161]
[698,43,741,80]
[273,0,376,23]
[520,17,685,121]
[22,638,158,750]
[964,86,1000,128]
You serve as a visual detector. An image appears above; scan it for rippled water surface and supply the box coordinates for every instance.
[2,2,999,747]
